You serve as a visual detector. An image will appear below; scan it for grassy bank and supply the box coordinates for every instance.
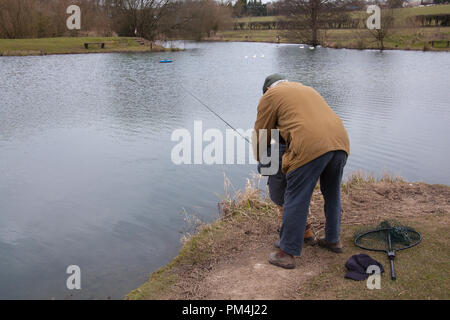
[127,173,450,300]
[0,37,174,56]
[213,5,450,51]
[213,27,450,51]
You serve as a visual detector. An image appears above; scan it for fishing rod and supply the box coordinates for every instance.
[181,86,251,145]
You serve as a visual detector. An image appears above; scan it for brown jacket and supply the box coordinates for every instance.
[253,81,350,174]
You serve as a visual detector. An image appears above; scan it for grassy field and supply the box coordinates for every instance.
[322,27,450,50]
[221,5,450,50]
[127,173,450,300]
[299,215,450,299]
[234,4,450,25]
[0,37,169,56]
[214,27,450,50]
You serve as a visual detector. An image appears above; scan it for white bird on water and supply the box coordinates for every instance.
[299,45,304,49]
[309,46,315,50]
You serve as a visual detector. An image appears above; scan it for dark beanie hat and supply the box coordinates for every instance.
[344,254,384,281]
[262,73,286,94]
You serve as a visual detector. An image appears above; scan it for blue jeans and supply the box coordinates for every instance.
[280,150,347,256]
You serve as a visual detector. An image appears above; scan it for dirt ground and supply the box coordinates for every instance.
[127,180,450,300]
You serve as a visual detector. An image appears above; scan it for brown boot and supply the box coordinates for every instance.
[317,238,344,253]
[268,250,295,269]
[303,223,317,246]
[274,222,316,248]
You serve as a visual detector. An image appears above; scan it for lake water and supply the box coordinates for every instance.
[0,42,449,299]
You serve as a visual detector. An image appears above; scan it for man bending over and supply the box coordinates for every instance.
[253,74,350,269]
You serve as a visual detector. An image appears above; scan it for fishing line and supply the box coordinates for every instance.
[181,86,251,144]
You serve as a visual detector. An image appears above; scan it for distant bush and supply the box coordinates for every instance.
[415,14,450,27]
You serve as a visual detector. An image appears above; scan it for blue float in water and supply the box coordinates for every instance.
[160,59,173,63]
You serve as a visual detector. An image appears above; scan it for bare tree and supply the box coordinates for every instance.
[0,0,113,39]
[0,0,230,41]
[177,0,232,40]
[386,0,403,9]
[154,0,232,41]
[278,0,346,47]
[104,0,171,41]
[0,0,38,38]
[368,8,395,50]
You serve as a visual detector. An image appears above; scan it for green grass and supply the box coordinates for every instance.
[217,29,282,43]
[300,214,450,300]
[234,15,281,23]
[393,4,450,25]
[323,27,450,50]
[0,37,163,56]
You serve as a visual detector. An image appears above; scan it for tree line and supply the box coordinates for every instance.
[261,0,403,49]
[1,0,445,50]
[0,0,232,40]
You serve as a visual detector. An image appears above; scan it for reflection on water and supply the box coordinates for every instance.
[0,42,449,299]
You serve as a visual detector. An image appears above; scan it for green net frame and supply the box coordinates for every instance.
[354,223,422,280]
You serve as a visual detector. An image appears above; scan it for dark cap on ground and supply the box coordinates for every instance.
[263,73,286,94]
[345,253,384,281]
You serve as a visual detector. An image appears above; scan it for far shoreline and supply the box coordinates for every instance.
[2,36,448,57]
[0,37,181,57]
[201,36,450,52]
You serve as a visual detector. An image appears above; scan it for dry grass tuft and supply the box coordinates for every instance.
[218,173,277,221]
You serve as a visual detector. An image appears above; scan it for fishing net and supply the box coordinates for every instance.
[354,220,422,280]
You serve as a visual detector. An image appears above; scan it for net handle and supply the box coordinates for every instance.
[387,232,396,280]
